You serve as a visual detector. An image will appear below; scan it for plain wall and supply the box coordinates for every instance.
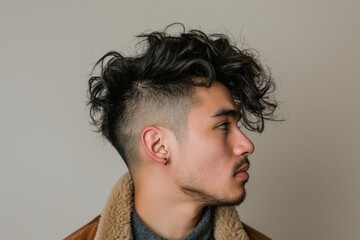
[1,1,359,239]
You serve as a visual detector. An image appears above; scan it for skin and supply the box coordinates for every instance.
[132,82,254,239]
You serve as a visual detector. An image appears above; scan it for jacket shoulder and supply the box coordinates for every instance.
[242,222,272,240]
[64,215,100,240]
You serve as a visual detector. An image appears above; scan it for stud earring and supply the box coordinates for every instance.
[164,158,168,165]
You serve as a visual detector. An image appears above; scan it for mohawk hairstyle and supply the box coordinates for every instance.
[88,23,278,166]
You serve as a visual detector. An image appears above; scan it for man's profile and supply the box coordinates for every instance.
[66,24,277,240]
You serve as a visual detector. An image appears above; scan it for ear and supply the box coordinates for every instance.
[141,126,169,165]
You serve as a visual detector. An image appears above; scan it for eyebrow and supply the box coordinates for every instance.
[211,108,240,120]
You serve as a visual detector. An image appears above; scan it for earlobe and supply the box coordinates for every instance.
[141,126,169,165]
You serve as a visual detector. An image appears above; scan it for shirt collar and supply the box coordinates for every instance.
[131,206,214,240]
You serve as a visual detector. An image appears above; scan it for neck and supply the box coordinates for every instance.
[133,170,205,240]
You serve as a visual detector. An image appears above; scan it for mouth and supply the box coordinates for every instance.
[233,162,250,181]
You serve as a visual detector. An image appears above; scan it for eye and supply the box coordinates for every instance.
[217,122,230,130]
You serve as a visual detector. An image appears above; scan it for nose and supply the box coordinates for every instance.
[233,129,255,157]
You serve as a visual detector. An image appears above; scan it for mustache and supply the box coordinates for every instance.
[232,157,250,175]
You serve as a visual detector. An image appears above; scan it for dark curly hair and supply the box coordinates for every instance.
[88,24,277,167]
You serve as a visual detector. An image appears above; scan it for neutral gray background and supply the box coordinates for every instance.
[1,1,359,239]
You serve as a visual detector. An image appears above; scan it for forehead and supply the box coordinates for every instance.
[190,82,237,116]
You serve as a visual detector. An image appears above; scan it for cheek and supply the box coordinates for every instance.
[187,136,230,172]
[180,122,233,170]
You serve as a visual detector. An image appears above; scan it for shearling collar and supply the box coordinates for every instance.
[94,173,249,240]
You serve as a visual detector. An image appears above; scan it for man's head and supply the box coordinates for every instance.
[89,24,276,165]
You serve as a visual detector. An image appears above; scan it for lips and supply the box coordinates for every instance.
[234,163,250,180]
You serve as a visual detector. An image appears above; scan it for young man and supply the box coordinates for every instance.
[66,25,277,240]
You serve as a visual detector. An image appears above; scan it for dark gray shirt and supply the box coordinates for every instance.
[131,207,214,240]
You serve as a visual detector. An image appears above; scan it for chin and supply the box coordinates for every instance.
[180,183,247,206]
[217,190,247,206]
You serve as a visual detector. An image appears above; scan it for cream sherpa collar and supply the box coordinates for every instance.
[94,173,249,240]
